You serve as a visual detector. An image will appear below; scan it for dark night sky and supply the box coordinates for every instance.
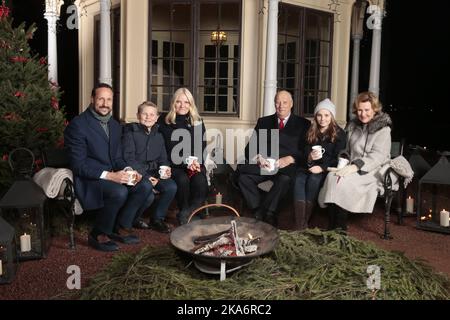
[380,1,450,150]
[8,0,450,150]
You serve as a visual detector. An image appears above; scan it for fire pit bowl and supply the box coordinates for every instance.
[170,204,279,269]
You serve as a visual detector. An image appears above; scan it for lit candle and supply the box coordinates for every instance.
[440,209,450,227]
[216,192,222,205]
[20,233,31,253]
[406,196,414,213]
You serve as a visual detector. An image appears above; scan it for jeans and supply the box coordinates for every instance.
[294,170,326,202]
[153,178,178,221]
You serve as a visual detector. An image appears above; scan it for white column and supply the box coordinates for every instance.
[349,34,362,119]
[349,0,366,119]
[99,0,112,86]
[263,0,279,116]
[44,0,63,85]
[367,4,383,96]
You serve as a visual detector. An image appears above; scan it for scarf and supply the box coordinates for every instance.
[90,106,112,138]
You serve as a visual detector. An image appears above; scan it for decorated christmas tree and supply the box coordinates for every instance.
[0,1,66,191]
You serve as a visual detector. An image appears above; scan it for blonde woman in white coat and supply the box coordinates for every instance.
[318,91,392,231]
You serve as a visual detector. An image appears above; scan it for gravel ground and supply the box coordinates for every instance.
[0,204,449,300]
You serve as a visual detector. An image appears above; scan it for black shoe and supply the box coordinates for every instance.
[177,209,190,225]
[88,234,119,252]
[133,219,149,229]
[264,212,277,227]
[150,220,171,233]
[108,231,140,245]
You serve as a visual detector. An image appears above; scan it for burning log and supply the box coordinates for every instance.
[191,220,259,257]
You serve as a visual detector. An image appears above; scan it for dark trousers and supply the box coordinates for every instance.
[93,179,154,235]
[172,167,209,211]
[152,178,178,221]
[237,165,293,214]
[294,170,326,202]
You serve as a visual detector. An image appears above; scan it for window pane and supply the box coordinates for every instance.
[220,45,229,59]
[319,67,329,91]
[320,42,330,66]
[204,45,216,59]
[152,40,158,58]
[286,41,297,60]
[218,96,227,112]
[204,96,215,111]
[219,62,228,78]
[219,87,227,95]
[205,62,215,77]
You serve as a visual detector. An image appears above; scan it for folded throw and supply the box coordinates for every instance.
[33,167,83,215]
[390,155,414,188]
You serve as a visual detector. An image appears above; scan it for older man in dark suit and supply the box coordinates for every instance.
[64,83,154,252]
[237,90,311,225]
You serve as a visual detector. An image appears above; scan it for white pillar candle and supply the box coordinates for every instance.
[216,192,222,205]
[440,210,450,227]
[0,260,2,276]
[20,233,31,253]
[406,196,414,213]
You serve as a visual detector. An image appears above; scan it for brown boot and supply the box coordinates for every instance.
[305,201,314,229]
[294,200,307,230]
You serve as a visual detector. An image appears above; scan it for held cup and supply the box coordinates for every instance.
[337,157,350,169]
[265,158,276,172]
[311,145,326,160]
[184,156,199,167]
[158,166,170,179]
[126,170,137,186]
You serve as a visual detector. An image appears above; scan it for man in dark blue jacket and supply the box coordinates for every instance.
[237,90,311,226]
[64,83,153,252]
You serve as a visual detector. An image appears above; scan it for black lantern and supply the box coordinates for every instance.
[0,216,18,284]
[0,180,50,260]
[416,153,450,234]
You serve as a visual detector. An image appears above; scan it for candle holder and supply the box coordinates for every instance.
[0,180,50,260]
[0,216,18,284]
[416,154,450,234]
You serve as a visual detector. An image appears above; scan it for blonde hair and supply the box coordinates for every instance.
[307,112,339,144]
[137,101,159,115]
[352,91,382,115]
[165,88,202,125]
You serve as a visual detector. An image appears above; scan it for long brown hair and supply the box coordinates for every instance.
[306,113,339,144]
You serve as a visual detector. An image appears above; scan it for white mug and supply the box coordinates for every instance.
[184,156,198,167]
[311,145,326,160]
[124,168,137,186]
[158,165,170,179]
[337,157,350,169]
[265,158,276,172]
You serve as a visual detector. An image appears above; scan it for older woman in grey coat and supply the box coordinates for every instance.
[318,91,392,231]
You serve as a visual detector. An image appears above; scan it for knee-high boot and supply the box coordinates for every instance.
[305,201,314,228]
[327,204,337,230]
[335,206,348,231]
[294,200,307,230]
